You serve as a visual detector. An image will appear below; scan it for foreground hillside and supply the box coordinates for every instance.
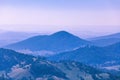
[48,43,120,66]
[0,48,119,80]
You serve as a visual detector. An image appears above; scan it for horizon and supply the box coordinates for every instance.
[0,0,120,35]
[1,1,120,79]
[0,27,120,39]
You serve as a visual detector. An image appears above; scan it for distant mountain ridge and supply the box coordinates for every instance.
[89,32,120,46]
[0,31,39,47]
[5,31,91,54]
[90,33,120,40]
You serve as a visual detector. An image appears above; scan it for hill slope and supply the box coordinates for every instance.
[48,45,120,66]
[0,48,118,80]
[104,42,120,53]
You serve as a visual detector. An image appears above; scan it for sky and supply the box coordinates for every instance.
[0,0,120,35]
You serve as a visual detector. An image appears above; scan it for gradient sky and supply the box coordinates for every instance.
[0,0,120,34]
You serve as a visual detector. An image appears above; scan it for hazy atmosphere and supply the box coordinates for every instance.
[0,0,120,80]
[0,0,120,36]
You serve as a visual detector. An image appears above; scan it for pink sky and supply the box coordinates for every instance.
[0,0,120,34]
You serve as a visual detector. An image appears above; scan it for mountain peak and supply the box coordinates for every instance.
[51,31,74,37]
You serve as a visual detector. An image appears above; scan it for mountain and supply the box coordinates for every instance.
[0,48,119,80]
[104,42,120,54]
[0,48,37,71]
[48,45,120,66]
[0,31,39,47]
[88,33,120,46]
[5,31,90,55]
